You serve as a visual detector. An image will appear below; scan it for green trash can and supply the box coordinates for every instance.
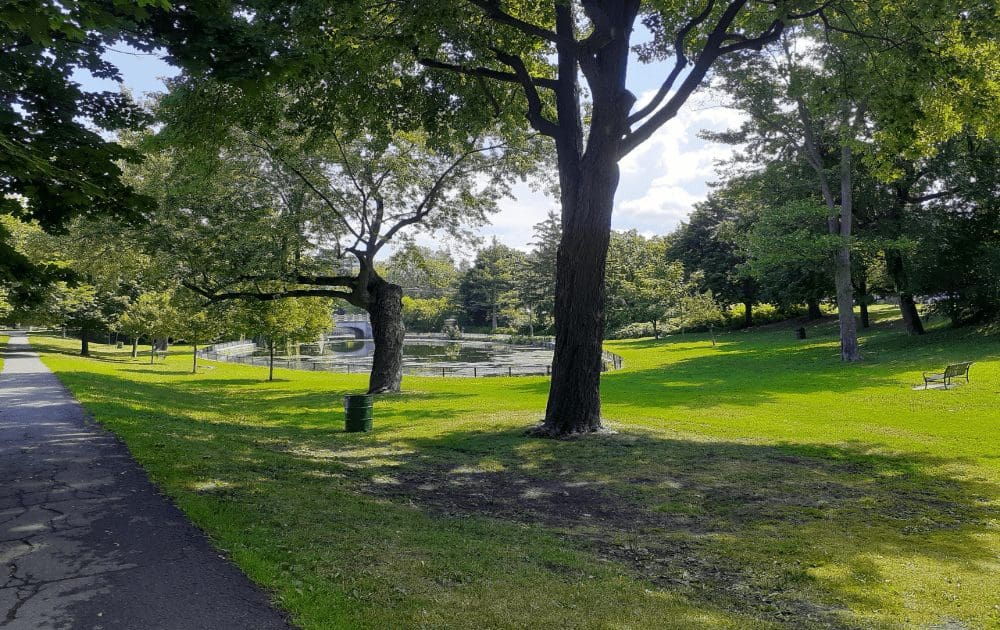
[344,394,374,432]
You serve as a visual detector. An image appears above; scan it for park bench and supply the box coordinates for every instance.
[922,361,973,389]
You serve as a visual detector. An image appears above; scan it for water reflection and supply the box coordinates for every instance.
[252,337,555,376]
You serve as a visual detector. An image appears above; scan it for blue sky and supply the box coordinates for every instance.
[81,45,742,253]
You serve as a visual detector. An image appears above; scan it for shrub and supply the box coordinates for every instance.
[723,303,814,328]
[401,296,456,332]
[608,322,657,339]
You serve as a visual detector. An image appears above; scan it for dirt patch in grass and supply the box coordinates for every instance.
[370,467,660,529]
[357,461,836,624]
[347,435,993,629]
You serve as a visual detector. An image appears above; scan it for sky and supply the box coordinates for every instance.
[85,45,745,253]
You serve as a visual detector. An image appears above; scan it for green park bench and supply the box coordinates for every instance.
[922,361,973,389]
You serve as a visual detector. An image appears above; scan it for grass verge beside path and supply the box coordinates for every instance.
[32,310,1000,629]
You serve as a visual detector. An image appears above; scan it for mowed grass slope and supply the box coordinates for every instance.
[33,308,1000,629]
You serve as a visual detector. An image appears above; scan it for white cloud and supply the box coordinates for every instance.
[480,183,555,251]
[614,90,745,233]
[618,181,702,220]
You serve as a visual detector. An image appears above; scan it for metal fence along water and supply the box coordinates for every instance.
[196,339,624,378]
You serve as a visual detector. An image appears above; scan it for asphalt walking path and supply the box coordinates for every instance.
[0,333,292,629]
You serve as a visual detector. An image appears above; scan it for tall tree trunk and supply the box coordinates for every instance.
[857,278,870,329]
[886,179,925,334]
[899,294,924,334]
[131,338,138,358]
[834,118,861,362]
[743,301,753,328]
[796,98,861,361]
[807,299,823,319]
[539,1,637,437]
[651,320,658,339]
[543,124,621,436]
[544,178,613,436]
[268,340,274,381]
[885,250,925,335]
[192,343,198,374]
[366,277,404,394]
[833,246,860,360]
[80,324,89,357]
[150,338,155,364]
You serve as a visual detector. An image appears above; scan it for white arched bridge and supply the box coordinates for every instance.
[331,313,372,339]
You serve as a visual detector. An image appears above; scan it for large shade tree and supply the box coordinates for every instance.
[144,80,532,393]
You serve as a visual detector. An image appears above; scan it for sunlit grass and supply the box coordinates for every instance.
[30,307,1000,629]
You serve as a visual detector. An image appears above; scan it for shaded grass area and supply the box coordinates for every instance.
[32,308,1000,629]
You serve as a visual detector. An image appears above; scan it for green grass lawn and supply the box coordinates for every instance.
[31,307,1000,629]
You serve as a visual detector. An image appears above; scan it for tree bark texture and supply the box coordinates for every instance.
[807,299,823,320]
[885,244,925,336]
[856,277,870,329]
[543,171,614,435]
[538,1,638,437]
[834,132,861,362]
[131,338,139,358]
[366,277,404,394]
[268,341,274,381]
[744,301,753,328]
[898,293,924,335]
[80,325,89,357]
[797,98,860,361]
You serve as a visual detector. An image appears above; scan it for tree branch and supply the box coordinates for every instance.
[249,135,364,243]
[628,0,716,126]
[418,54,559,91]
[466,0,558,44]
[375,142,505,251]
[620,0,788,157]
[295,274,359,286]
[490,47,559,137]
[907,187,961,204]
[182,278,356,304]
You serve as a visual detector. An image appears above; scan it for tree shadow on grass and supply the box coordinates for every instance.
[35,327,1000,627]
[28,336,146,363]
[501,321,1000,412]
[311,426,997,628]
[507,341,904,411]
[53,368,481,436]
[40,360,1000,628]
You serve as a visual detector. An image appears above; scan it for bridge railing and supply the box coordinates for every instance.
[196,340,257,360]
[333,313,370,323]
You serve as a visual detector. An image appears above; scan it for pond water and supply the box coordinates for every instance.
[251,336,556,377]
